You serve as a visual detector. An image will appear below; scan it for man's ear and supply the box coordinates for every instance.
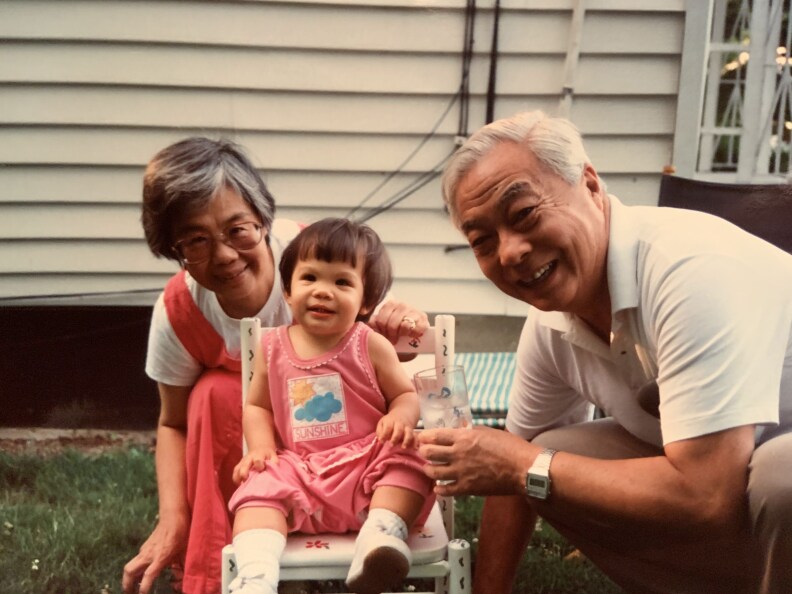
[582,163,606,208]
[583,163,602,192]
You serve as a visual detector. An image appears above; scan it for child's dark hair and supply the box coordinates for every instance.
[279,218,393,321]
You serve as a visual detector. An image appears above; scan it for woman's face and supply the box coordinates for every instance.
[172,186,275,318]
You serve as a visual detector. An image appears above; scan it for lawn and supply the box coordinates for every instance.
[0,443,620,594]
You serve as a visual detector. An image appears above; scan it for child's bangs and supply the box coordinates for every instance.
[297,222,360,267]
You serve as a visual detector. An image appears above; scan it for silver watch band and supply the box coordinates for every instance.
[533,448,556,472]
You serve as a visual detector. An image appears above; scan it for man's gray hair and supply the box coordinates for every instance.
[441,111,592,226]
[142,137,276,260]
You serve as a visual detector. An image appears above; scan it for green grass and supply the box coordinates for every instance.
[0,447,174,594]
[454,496,620,594]
[0,446,620,594]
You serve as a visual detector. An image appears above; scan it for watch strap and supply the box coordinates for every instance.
[533,448,555,473]
[525,448,556,500]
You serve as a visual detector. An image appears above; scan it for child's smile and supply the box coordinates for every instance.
[287,257,368,344]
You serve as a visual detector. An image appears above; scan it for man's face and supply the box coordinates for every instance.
[453,141,609,316]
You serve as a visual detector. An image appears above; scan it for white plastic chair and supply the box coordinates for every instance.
[221,314,471,594]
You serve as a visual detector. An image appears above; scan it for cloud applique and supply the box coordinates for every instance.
[294,392,342,423]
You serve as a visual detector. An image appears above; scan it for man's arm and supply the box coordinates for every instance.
[549,424,755,535]
[420,423,755,537]
[474,495,536,594]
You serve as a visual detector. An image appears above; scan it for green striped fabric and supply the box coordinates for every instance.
[457,352,515,428]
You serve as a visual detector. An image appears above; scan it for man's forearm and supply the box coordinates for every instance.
[474,495,536,594]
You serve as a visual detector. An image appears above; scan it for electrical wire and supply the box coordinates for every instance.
[356,147,457,224]
[0,287,162,303]
[351,0,476,223]
[458,0,476,137]
[485,0,501,124]
[344,85,463,219]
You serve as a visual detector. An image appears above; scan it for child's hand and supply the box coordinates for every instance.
[232,447,279,484]
[376,412,416,448]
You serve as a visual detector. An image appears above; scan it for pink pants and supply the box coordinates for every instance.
[181,369,242,594]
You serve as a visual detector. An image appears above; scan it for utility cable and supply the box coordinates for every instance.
[0,287,162,303]
[356,147,457,224]
[458,0,476,136]
[485,0,501,124]
[345,86,462,219]
[352,0,476,223]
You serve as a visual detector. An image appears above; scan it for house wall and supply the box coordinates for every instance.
[0,0,687,316]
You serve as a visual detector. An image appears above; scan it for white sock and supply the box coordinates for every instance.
[232,529,286,593]
[360,507,408,541]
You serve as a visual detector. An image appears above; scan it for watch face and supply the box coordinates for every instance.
[527,474,550,499]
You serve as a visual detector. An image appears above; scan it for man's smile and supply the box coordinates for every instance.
[516,260,557,289]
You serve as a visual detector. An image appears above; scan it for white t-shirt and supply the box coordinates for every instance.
[145,219,301,387]
[506,196,792,447]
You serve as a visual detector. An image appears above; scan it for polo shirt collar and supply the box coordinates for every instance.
[536,311,612,359]
[606,195,640,314]
[533,194,641,360]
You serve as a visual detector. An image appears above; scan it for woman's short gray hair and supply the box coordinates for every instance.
[441,111,591,226]
[141,137,276,260]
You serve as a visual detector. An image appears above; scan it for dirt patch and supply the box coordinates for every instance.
[0,428,156,456]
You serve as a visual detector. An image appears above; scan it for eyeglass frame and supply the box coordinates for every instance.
[171,221,265,265]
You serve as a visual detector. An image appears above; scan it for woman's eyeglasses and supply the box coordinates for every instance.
[172,222,264,264]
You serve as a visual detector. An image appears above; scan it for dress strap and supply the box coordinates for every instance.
[163,271,241,372]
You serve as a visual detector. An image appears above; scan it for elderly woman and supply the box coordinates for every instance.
[122,138,427,594]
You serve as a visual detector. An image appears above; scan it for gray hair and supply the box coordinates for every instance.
[141,137,276,260]
[441,111,593,226]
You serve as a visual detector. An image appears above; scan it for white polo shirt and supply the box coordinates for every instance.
[506,196,792,447]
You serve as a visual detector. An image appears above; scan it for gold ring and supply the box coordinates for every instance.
[402,316,417,330]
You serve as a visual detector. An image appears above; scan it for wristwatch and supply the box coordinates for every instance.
[525,448,556,500]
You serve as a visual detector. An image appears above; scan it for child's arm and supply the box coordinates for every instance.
[232,341,280,484]
[368,331,421,447]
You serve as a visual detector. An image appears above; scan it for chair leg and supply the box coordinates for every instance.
[221,544,237,594]
[447,539,472,594]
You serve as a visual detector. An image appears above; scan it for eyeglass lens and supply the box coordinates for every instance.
[176,222,262,263]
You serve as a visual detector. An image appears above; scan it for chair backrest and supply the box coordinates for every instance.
[241,315,455,411]
[658,174,792,254]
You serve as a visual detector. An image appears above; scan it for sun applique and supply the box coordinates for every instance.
[289,379,316,406]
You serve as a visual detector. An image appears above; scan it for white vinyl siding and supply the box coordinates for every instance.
[0,0,687,315]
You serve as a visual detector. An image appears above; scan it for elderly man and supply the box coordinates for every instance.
[418,111,792,593]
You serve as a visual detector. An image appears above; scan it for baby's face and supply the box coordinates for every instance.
[287,257,367,337]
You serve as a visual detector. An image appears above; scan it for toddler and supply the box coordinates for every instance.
[228,218,435,594]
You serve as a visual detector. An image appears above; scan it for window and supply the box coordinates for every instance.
[675,0,791,182]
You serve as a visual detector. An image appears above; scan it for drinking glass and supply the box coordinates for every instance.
[413,365,473,430]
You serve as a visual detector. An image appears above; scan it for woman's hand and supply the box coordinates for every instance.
[369,300,429,345]
[377,410,416,448]
[232,447,279,484]
[122,511,189,594]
